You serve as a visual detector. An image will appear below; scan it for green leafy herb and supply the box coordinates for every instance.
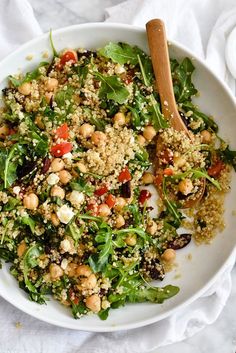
[71,301,87,319]
[137,55,168,130]
[83,107,106,131]
[22,244,45,303]
[54,86,74,109]
[3,197,20,211]
[0,144,23,188]
[67,222,83,247]
[8,62,49,87]
[127,284,180,303]
[89,229,113,273]
[0,246,15,262]
[94,72,130,104]
[170,168,221,190]
[99,42,143,65]
[98,308,110,320]
[171,57,198,103]
[70,177,94,196]
[162,178,183,228]
[21,216,36,233]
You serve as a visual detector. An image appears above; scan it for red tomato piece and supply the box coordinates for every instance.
[60,50,78,66]
[207,160,225,177]
[55,123,69,140]
[94,185,108,196]
[139,189,152,204]
[50,142,73,157]
[105,194,116,208]
[118,167,132,183]
[87,202,98,216]
[154,174,163,186]
[163,168,174,176]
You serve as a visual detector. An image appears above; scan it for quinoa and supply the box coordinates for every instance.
[0,40,234,321]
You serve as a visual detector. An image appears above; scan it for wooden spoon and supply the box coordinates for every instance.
[146,19,205,208]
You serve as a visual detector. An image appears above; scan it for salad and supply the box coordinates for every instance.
[0,37,235,320]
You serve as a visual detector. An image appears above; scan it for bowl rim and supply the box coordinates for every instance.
[0,22,236,332]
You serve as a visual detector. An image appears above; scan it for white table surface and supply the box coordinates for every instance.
[2,0,236,352]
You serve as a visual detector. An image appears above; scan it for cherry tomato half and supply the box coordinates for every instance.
[60,50,78,66]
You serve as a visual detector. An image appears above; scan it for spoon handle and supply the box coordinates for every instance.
[146,19,188,133]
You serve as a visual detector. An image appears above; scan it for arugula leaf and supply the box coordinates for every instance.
[219,145,236,171]
[89,229,113,273]
[170,168,221,190]
[137,55,168,130]
[0,246,15,262]
[70,178,94,196]
[162,178,183,228]
[94,72,130,104]
[181,101,218,132]
[21,216,35,233]
[98,308,110,320]
[127,284,180,303]
[54,86,74,108]
[67,222,83,247]
[3,197,20,211]
[22,243,45,302]
[99,42,143,65]
[8,62,49,87]
[0,145,22,188]
[49,29,58,57]
[24,116,48,157]
[172,57,198,103]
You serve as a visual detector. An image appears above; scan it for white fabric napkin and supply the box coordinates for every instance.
[0,0,236,352]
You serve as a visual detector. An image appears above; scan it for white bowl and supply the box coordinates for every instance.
[0,23,236,332]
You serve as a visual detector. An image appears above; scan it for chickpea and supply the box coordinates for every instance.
[66,263,78,277]
[115,214,125,228]
[51,213,60,226]
[125,234,137,246]
[18,82,31,95]
[85,294,101,313]
[49,263,63,280]
[45,77,58,92]
[178,178,194,195]
[79,123,94,139]
[58,170,72,184]
[137,134,146,146]
[76,265,92,277]
[142,172,154,185]
[97,204,111,217]
[50,158,65,172]
[114,197,126,212]
[173,155,186,168]
[77,161,87,173]
[34,115,45,130]
[50,185,65,199]
[23,193,39,210]
[91,131,107,146]
[146,220,158,235]
[80,274,97,289]
[17,241,27,257]
[200,130,212,144]
[0,124,9,139]
[45,91,54,103]
[143,125,156,141]
[113,112,126,126]
[161,248,176,263]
